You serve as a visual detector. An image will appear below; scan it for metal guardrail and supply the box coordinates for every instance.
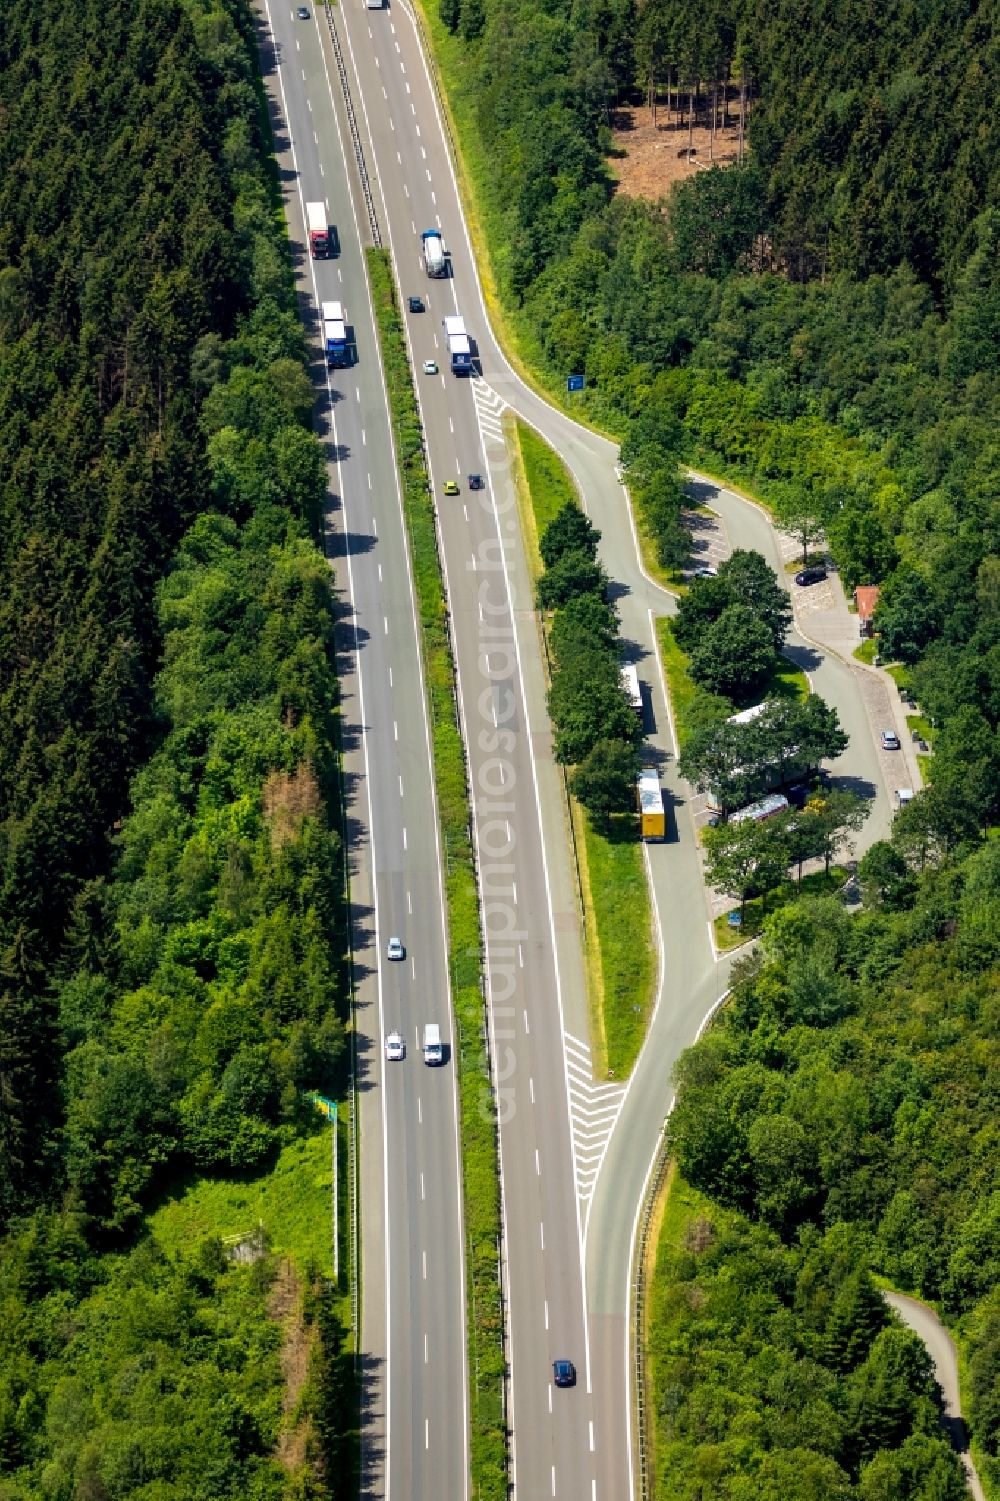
[632,1134,670,1501]
[348,1070,359,1341]
[323,2,382,247]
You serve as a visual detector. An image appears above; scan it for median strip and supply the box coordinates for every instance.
[366,247,506,1501]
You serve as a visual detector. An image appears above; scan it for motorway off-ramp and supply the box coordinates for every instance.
[260,2,899,1497]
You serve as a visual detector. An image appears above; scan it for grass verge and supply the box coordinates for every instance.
[151,1130,336,1275]
[367,247,505,1501]
[712,866,849,952]
[511,416,656,1077]
[573,803,654,1077]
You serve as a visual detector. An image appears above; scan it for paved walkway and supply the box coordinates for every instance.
[884,1292,987,1501]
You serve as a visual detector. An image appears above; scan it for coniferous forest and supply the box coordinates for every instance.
[431,0,1000,1493]
[1,0,349,1493]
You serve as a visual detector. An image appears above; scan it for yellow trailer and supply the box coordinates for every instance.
[638,766,665,841]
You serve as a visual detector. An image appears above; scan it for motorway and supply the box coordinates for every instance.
[259,3,901,1499]
[255,8,468,1499]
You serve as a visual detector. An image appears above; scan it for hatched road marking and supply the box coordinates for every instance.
[471,377,507,445]
[564,1031,626,1230]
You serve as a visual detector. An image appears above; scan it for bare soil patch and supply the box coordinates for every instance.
[610,102,745,203]
[268,1259,316,1475]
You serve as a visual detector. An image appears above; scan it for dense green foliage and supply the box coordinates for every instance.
[538,503,643,814]
[366,249,505,1501]
[667,867,1000,1485]
[649,1186,968,1500]
[427,0,1000,846]
[679,694,848,813]
[0,0,355,1490]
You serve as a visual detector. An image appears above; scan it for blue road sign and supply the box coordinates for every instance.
[567,374,585,392]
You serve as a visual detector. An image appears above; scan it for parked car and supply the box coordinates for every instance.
[422,359,438,375]
[468,473,484,491]
[384,1032,405,1062]
[408,295,424,313]
[386,936,405,961]
[794,565,828,586]
[443,480,460,495]
[552,1359,577,1389]
[692,565,717,578]
[881,729,901,750]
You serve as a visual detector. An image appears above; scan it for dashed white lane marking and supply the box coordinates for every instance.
[393,721,398,740]
[564,1030,627,1228]
[319,162,325,176]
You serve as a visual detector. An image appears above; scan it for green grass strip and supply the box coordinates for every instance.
[366,247,506,1501]
[510,416,655,1077]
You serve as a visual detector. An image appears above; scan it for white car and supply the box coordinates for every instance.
[422,359,438,375]
[384,1031,405,1062]
[387,936,405,961]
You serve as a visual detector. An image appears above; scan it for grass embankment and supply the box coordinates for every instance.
[510,417,654,1077]
[367,248,505,1501]
[657,617,809,750]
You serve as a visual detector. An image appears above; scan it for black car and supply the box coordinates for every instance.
[794,565,827,586]
[468,473,484,491]
[408,295,424,313]
[296,6,310,16]
[552,1359,577,1389]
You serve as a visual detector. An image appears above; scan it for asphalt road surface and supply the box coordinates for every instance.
[884,1292,986,1501]
[263,4,903,1498]
[255,6,468,1498]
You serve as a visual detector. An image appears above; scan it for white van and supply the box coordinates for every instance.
[422,1023,443,1066]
